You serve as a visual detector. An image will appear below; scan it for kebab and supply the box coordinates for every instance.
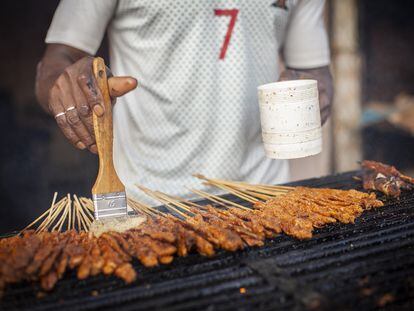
[361,160,414,197]
[0,178,385,294]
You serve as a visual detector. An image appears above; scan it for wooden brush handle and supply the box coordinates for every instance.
[91,57,125,195]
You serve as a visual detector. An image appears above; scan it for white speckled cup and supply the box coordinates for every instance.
[257,80,322,159]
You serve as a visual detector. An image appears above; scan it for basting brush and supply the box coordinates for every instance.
[89,57,145,236]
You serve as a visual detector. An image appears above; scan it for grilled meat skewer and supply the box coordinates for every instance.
[0,186,383,293]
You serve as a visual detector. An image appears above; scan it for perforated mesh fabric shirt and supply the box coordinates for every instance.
[46,0,330,203]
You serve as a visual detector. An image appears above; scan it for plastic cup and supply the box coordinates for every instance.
[257,79,322,159]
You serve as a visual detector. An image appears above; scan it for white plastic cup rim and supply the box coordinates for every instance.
[258,79,317,92]
[258,80,319,105]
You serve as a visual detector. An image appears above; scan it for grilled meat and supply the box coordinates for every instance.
[0,186,383,293]
[188,214,244,251]
[254,187,383,239]
[115,263,136,284]
[190,206,265,247]
[125,231,159,268]
[361,160,414,197]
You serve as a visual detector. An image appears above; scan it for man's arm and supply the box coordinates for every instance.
[280,0,332,124]
[279,66,333,124]
[35,44,137,153]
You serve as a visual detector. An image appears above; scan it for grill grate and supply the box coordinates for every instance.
[2,171,414,310]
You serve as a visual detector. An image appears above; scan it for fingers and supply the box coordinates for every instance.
[60,76,95,151]
[320,105,331,125]
[71,77,97,153]
[108,76,138,98]
[278,69,313,81]
[77,74,105,117]
[319,93,332,125]
[73,89,94,136]
[49,72,96,152]
[49,89,84,149]
[278,70,298,81]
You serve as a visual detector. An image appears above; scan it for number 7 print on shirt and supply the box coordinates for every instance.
[214,9,239,60]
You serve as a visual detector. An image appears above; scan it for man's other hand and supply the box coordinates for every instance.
[278,66,333,125]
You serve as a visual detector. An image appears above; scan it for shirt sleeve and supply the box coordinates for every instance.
[283,0,330,69]
[45,0,117,55]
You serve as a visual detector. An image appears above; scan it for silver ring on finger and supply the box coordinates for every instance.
[54,112,66,119]
[65,106,76,113]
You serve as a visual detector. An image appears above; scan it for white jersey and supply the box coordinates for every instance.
[46,0,330,203]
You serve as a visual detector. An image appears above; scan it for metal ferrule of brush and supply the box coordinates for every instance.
[92,192,128,219]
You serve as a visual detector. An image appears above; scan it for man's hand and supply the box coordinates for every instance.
[36,44,137,153]
[47,57,137,153]
[279,66,333,125]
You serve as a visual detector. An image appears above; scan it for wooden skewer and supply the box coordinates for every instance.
[210,178,294,191]
[36,197,62,232]
[75,195,94,226]
[194,174,293,194]
[198,175,290,196]
[81,200,94,220]
[154,191,195,215]
[22,192,58,232]
[202,181,259,203]
[56,195,71,232]
[189,188,250,211]
[72,198,76,231]
[136,185,190,219]
[132,202,151,216]
[128,199,148,215]
[51,197,68,232]
[170,194,203,208]
[129,198,164,217]
[44,193,61,228]
[129,202,146,215]
[67,195,72,231]
[202,181,260,203]
[233,182,292,191]
[37,197,67,232]
[77,197,92,231]
[222,182,290,196]
[75,197,88,232]
[238,189,274,201]
[80,197,95,212]
[59,194,71,231]
[68,196,72,231]
[190,188,228,208]
[156,197,190,219]
[196,175,291,202]
[80,211,89,231]
[75,197,82,231]
[79,213,88,231]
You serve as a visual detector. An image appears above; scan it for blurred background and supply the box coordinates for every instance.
[1,0,414,232]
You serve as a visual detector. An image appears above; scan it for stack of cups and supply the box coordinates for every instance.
[257,79,322,159]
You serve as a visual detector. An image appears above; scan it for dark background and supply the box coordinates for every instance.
[360,0,414,102]
[359,0,414,173]
[0,1,101,232]
[1,0,414,233]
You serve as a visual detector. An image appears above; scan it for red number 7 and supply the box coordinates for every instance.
[214,9,239,60]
